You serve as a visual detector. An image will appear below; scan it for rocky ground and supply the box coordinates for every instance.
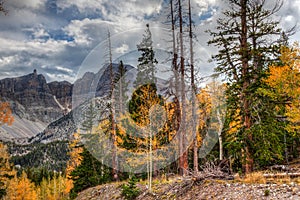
[76,159,300,200]
[76,177,300,200]
[180,180,300,200]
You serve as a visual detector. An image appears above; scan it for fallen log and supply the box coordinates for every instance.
[269,165,291,172]
[192,175,234,182]
[263,172,300,178]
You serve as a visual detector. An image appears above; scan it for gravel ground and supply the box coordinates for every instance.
[180,180,300,200]
[76,178,300,200]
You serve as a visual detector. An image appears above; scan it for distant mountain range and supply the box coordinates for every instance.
[0,64,135,144]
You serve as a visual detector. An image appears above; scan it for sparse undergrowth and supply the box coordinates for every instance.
[121,176,140,200]
[76,171,300,200]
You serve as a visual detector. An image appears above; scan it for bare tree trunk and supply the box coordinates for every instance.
[119,61,124,114]
[108,30,118,180]
[216,109,223,160]
[149,126,152,192]
[170,0,181,174]
[240,0,253,174]
[188,0,198,173]
[178,0,188,176]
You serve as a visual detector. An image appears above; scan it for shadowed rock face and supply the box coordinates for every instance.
[0,70,72,124]
[48,81,73,111]
[0,64,136,143]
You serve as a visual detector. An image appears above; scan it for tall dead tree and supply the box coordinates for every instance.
[177,0,188,176]
[168,0,182,175]
[107,30,118,180]
[187,0,198,173]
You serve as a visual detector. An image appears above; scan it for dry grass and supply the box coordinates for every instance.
[238,171,300,185]
[294,177,300,184]
[240,172,267,184]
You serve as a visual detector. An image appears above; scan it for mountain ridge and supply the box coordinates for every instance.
[0,64,135,144]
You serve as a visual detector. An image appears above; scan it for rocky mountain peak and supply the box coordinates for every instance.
[0,64,135,143]
[0,70,72,139]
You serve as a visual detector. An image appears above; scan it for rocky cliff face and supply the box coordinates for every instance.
[72,64,134,107]
[48,81,73,112]
[0,64,135,143]
[0,70,70,123]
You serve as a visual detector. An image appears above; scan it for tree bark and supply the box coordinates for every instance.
[187,0,198,173]
[178,0,188,176]
[240,0,253,174]
[108,30,118,180]
[216,109,223,160]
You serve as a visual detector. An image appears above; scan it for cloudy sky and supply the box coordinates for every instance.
[0,0,299,83]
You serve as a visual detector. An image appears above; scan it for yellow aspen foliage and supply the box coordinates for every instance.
[227,109,242,135]
[279,43,300,69]
[196,88,212,145]
[0,142,16,198]
[36,172,68,200]
[0,103,14,198]
[5,171,37,200]
[130,84,162,128]
[116,116,127,144]
[264,43,300,133]
[37,178,50,200]
[265,65,292,97]
[115,84,164,152]
[0,101,14,126]
[163,101,178,142]
[65,132,83,194]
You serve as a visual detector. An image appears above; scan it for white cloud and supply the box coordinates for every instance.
[45,73,75,83]
[193,0,217,15]
[0,37,68,56]
[115,44,129,54]
[9,0,47,10]
[57,0,163,19]
[0,36,76,82]
[63,18,118,46]
[0,0,299,84]
[0,57,12,65]
[33,28,50,39]
[55,66,74,74]
[57,0,103,13]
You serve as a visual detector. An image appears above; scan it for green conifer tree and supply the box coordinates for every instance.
[81,102,97,134]
[69,147,112,199]
[134,24,158,87]
[207,0,288,172]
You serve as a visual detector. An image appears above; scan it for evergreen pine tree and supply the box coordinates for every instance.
[207,0,287,173]
[69,147,112,199]
[134,24,158,87]
[81,102,97,134]
[121,175,140,200]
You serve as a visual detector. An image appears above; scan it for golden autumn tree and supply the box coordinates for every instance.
[5,171,37,200]
[124,84,164,192]
[37,177,50,200]
[37,172,68,200]
[264,43,300,133]
[0,142,16,198]
[0,101,14,126]
[196,88,213,159]
[65,132,83,194]
[197,88,212,141]
[114,99,177,177]
[0,101,14,198]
